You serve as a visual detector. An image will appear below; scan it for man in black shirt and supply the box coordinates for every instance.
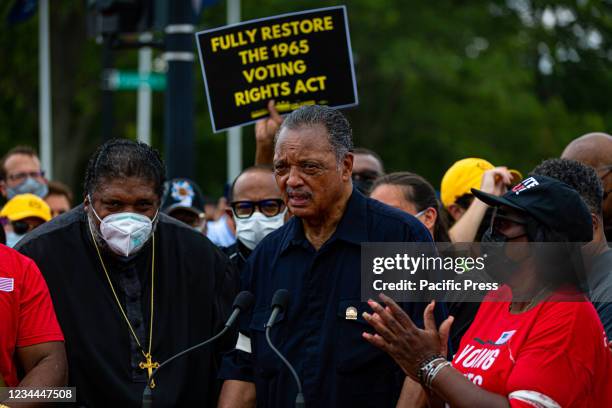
[218,106,447,407]
[16,139,237,407]
[223,165,286,273]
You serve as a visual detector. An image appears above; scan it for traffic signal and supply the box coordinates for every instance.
[87,0,154,36]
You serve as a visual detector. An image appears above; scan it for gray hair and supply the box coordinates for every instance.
[277,105,353,162]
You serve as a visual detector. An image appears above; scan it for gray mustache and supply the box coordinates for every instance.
[286,188,312,199]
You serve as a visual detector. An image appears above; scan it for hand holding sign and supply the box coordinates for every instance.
[255,100,283,165]
[195,6,358,132]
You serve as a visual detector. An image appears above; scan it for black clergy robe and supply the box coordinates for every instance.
[17,205,238,407]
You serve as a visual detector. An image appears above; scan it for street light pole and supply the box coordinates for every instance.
[39,0,53,179]
[101,34,115,142]
[226,0,242,183]
[137,32,153,145]
[164,0,195,179]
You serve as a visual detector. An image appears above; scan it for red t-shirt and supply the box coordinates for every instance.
[451,286,612,407]
[0,245,64,386]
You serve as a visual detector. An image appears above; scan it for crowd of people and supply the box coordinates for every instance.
[0,103,611,407]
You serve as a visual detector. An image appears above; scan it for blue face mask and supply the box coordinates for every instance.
[7,177,49,199]
[5,231,24,248]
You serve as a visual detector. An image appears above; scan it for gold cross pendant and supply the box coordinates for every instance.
[139,352,160,389]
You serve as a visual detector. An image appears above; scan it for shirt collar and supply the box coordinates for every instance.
[237,238,252,258]
[280,188,368,253]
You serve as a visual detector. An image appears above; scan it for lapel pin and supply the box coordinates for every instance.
[345,306,358,320]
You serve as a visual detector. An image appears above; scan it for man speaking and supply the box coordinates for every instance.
[218,105,446,407]
[17,139,237,407]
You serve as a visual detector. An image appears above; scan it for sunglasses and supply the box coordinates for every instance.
[230,199,285,219]
[490,208,528,233]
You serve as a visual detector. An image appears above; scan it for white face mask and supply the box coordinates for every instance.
[6,231,24,248]
[90,203,157,257]
[234,210,285,250]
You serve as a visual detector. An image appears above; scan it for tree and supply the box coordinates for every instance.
[1,0,611,199]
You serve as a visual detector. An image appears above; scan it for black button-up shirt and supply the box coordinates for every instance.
[222,239,252,275]
[219,190,448,407]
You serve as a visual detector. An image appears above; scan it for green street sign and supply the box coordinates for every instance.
[105,70,166,91]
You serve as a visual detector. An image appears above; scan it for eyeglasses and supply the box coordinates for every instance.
[231,199,285,219]
[486,208,529,241]
[6,170,45,183]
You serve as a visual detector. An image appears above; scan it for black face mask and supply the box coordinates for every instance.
[475,206,496,242]
[481,229,523,283]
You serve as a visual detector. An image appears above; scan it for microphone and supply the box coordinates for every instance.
[264,289,305,408]
[226,290,256,329]
[266,288,289,328]
[142,291,255,407]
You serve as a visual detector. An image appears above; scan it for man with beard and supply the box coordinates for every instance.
[16,139,236,407]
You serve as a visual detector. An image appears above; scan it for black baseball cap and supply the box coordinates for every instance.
[161,178,205,216]
[471,175,593,242]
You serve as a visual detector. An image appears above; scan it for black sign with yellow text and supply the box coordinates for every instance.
[195,6,358,132]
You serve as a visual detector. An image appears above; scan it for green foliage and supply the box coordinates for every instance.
[1,0,611,198]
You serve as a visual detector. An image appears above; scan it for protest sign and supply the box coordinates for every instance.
[195,6,358,132]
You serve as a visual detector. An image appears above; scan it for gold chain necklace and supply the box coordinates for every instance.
[88,222,159,388]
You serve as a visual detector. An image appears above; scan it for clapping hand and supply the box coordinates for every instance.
[362,294,454,381]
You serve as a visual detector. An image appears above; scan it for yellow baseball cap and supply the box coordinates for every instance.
[0,193,52,222]
[440,158,522,208]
